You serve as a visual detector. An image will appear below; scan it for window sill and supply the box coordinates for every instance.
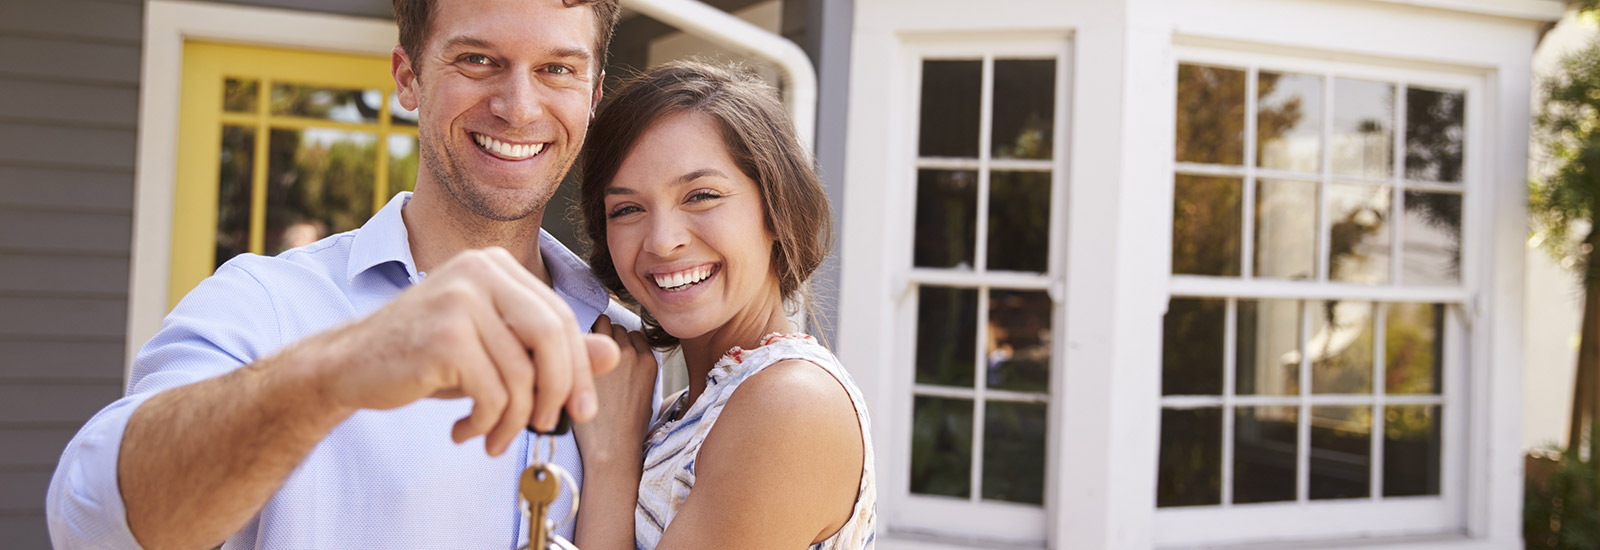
[874,533,1516,550]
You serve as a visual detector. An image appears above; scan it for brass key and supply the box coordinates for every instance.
[520,463,561,549]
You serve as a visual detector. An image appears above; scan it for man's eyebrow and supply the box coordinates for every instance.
[440,35,493,51]
[549,46,592,61]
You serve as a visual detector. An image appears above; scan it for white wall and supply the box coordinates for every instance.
[1524,11,1592,453]
[645,0,784,88]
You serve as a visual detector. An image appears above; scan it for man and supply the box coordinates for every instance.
[46,0,649,547]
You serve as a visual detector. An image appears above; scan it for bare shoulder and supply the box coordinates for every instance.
[680,358,866,544]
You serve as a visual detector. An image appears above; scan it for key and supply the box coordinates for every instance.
[521,463,562,549]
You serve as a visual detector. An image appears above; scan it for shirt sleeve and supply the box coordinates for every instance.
[47,260,282,549]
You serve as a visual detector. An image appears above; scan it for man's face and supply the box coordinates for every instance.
[393,0,603,222]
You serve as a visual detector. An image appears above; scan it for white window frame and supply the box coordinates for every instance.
[1154,45,1488,547]
[880,36,1072,545]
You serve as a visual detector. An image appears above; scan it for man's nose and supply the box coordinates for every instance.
[489,73,546,127]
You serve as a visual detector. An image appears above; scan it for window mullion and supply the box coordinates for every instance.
[1372,302,1389,500]
[1390,83,1408,286]
[1297,299,1312,503]
[1242,67,1259,280]
[1222,297,1238,506]
[971,286,991,502]
[1317,72,1334,283]
[249,77,271,255]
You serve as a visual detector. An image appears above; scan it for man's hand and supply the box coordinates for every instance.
[308,247,620,456]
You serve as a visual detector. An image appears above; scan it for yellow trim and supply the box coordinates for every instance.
[170,41,405,309]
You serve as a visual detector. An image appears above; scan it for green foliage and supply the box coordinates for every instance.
[1526,447,1600,549]
[1532,35,1600,284]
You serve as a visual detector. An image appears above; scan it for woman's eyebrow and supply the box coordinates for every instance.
[674,168,728,185]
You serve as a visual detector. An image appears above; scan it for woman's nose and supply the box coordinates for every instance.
[644,213,691,256]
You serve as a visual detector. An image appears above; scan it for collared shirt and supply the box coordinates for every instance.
[47,192,651,549]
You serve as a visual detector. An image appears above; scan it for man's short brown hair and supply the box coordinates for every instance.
[392,0,621,77]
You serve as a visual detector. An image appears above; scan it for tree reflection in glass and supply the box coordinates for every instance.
[215,126,254,268]
[1385,302,1443,395]
[911,396,973,498]
[1404,87,1464,183]
[1255,179,1317,279]
[1176,64,1246,165]
[1157,407,1223,507]
[983,401,1047,504]
[1310,405,1372,500]
[1327,183,1391,284]
[1172,175,1242,276]
[1257,72,1322,173]
[1163,298,1225,396]
[1309,300,1374,395]
[1401,191,1461,286]
[1331,78,1394,179]
[1383,405,1442,497]
[1234,406,1298,504]
[264,129,376,255]
[1236,299,1301,396]
[914,170,978,269]
[916,286,977,388]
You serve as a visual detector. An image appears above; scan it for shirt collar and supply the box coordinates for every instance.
[346,191,613,321]
[347,191,421,284]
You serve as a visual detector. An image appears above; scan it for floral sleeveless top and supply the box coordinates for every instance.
[635,334,877,549]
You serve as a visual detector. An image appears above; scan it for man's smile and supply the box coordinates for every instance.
[471,132,548,161]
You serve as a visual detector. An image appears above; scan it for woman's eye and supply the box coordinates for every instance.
[608,205,641,219]
[687,191,722,203]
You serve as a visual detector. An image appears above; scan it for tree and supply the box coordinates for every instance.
[1531,17,1600,468]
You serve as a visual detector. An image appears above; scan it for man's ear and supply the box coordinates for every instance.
[590,70,605,121]
[393,45,420,111]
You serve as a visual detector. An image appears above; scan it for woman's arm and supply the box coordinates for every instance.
[657,359,866,549]
[574,316,658,550]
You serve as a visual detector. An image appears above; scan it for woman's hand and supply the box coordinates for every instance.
[572,314,657,550]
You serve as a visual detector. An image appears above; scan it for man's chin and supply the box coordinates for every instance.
[446,182,552,223]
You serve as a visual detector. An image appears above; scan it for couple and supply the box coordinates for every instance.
[46,0,874,548]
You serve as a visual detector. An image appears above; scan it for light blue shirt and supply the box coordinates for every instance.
[47,192,651,549]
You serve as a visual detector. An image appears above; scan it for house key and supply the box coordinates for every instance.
[519,425,581,549]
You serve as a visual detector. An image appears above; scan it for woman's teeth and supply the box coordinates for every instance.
[654,265,713,291]
[473,133,544,160]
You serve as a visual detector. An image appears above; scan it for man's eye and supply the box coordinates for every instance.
[463,54,492,66]
[545,65,573,75]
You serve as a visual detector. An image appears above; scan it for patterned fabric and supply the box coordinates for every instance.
[46,192,654,550]
[636,334,877,549]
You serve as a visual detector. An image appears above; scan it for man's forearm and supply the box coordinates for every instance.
[119,343,353,549]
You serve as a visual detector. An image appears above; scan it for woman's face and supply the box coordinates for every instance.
[603,112,780,341]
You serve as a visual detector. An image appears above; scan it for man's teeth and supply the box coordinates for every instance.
[653,265,713,290]
[473,134,544,159]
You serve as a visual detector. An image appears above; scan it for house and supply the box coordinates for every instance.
[0,0,1561,548]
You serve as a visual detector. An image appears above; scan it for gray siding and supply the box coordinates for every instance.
[0,0,141,546]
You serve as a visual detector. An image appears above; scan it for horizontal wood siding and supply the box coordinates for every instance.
[0,0,141,546]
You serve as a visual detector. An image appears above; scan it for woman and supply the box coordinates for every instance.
[570,60,876,549]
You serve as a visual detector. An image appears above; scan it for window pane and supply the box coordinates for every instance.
[223,78,258,113]
[1384,405,1442,497]
[1310,300,1374,394]
[1401,191,1462,286]
[387,134,419,196]
[1175,64,1246,165]
[1257,71,1323,173]
[914,170,978,269]
[1331,78,1394,178]
[983,401,1047,504]
[988,171,1050,272]
[1386,302,1443,395]
[1236,299,1300,396]
[389,92,419,127]
[1157,407,1223,507]
[270,83,383,124]
[917,286,977,388]
[1163,298,1224,396]
[1404,87,1464,183]
[919,60,982,158]
[992,59,1055,160]
[1254,179,1317,279]
[1234,406,1298,504]
[911,396,973,498]
[216,125,254,268]
[1328,182,1391,284]
[264,129,377,256]
[987,290,1051,393]
[1172,174,1242,277]
[1310,405,1372,500]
